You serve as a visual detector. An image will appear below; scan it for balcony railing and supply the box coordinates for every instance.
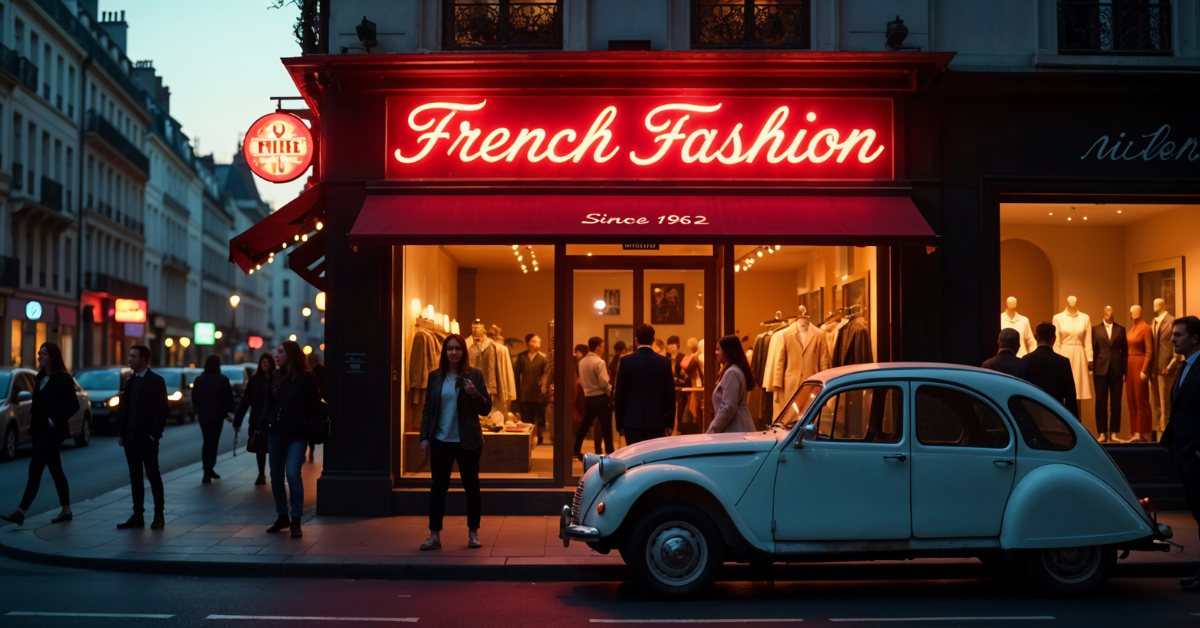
[11,163,23,191]
[40,176,63,211]
[0,256,19,290]
[691,0,811,49]
[443,0,563,50]
[16,57,38,91]
[84,272,148,301]
[163,192,191,218]
[0,44,21,81]
[85,109,150,175]
[1059,0,1172,55]
[164,254,191,273]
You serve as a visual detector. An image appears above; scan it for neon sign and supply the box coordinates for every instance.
[386,96,892,180]
[114,298,147,323]
[243,112,313,183]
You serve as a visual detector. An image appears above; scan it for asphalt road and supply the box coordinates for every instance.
[0,419,244,517]
[0,555,1199,627]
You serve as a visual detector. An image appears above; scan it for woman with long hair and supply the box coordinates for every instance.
[707,335,757,434]
[419,334,491,551]
[193,355,235,483]
[1,343,80,525]
[234,353,276,485]
[264,341,322,538]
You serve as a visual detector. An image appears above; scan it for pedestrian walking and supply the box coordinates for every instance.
[235,353,276,485]
[264,341,324,539]
[1022,322,1079,418]
[116,345,170,530]
[419,334,491,551]
[707,335,756,434]
[193,355,235,484]
[982,329,1029,379]
[573,337,615,459]
[0,343,80,526]
[614,324,676,445]
[1159,316,1200,590]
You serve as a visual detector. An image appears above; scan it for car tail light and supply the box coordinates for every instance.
[1140,497,1157,523]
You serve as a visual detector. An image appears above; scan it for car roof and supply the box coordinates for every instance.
[807,362,1034,392]
[75,366,129,372]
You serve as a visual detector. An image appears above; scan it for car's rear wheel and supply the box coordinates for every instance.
[624,502,723,598]
[74,414,91,447]
[1019,545,1115,595]
[1,423,16,462]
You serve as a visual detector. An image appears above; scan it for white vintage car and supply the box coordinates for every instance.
[560,363,1171,597]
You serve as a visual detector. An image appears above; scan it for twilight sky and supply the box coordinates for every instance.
[112,0,308,210]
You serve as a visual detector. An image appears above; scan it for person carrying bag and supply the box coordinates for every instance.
[235,353,276,484]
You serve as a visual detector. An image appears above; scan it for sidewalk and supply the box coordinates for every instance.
[1,446,1196,581]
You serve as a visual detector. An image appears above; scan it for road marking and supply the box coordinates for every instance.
[829,618,1055,623]
[7,613,175,619]
[206,616,417,623]
[590,621,803,625]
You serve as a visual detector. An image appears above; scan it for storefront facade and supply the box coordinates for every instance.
[232,51,1196,516]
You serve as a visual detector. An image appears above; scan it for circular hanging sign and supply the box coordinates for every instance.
[26,301,42,321]
[242,112,313,183]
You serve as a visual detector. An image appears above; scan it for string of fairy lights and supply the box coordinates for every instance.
[512,244,539,273]
[248,221,325,275]
[733,245,782,273]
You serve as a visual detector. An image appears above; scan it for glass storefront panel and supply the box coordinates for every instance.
[570,268,632,474]
[566,244,713,257]
[644,268,707,433]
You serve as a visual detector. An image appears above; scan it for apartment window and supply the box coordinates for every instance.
[283,279,290,297]
[442,0,563,50]
[283,307,291,327]
[1059,0,1172,55]
[14,20,24,57]
[67,66,76,118]
[691,0,811,49]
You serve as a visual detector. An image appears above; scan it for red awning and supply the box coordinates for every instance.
[349,194,936,246]
[229,183,325,273]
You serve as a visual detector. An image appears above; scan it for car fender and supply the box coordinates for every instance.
[581,463,772,553]
[1001,463,1154,549]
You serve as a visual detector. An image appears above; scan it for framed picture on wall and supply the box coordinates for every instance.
[599,289,621,316]
[838,271,871,317]
[1132,257,1185,318]
[650,283,685,325]
[604,325,633,365]
[798,288,824,321]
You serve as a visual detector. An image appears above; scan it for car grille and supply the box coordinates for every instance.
[571,476,585,526]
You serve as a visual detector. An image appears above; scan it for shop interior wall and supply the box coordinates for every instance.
[573,270,634,350]
[1124,206,1200,316]
[475,270,555,351]
[643,269,704,349]
[401,245,460,432]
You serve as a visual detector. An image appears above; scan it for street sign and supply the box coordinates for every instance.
[25,301,42,320]
[243,112,313,183]
[194,322,216,345]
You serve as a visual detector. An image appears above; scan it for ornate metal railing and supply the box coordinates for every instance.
[443,0,563,50]
[85,110,151,175]
[40,176,63,211]
[1058,0,1172,55]
[692,0,811,49]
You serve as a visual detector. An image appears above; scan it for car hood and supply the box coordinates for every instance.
[86,389,120,400]
[609,431,781,466]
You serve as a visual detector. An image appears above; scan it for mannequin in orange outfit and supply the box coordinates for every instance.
[1125,304,1154,442]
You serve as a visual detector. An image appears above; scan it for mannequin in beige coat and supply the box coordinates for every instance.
[772,317,831,415]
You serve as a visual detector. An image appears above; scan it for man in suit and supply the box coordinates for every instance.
[1150,300,1183,436]
[1160,316,1200,590]
[982,329,1029,380]
[614,324,677,446]
[1022,322,1079,418]
[1091,305,1128,442]
[116,345,171,529]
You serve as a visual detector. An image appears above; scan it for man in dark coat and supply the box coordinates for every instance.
[983,329,1029,380]
[193,357,236,483]
[614,324,676,446]
[1160,316,1200,590]
[116,345,170,529]
[1022,322,1079,418]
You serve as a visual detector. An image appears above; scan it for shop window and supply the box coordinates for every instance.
[691,0,811,50]
[1008,396,1077,451]
[442,0,563,51]
[10,320,21,367]
[1058,0,1171,55]
[916,386,1010,449]
[812,386,902,442]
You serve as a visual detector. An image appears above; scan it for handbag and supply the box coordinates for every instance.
[309,400,332,445]
[246,428,268,454]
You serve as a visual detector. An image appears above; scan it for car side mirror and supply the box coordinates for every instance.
[794,423,817,449]
[16,391,32,403]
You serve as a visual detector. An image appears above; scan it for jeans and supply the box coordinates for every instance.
[268,431,307,518]
[199,420,224,475]
[428,439,482,531]
[574,395,614,455]
[19,432,69,510]
[123,436,164,516]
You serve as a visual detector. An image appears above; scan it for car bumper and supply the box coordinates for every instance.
[559,505,600,547]
[90,407,117,429]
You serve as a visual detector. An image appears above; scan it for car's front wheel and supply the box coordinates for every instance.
[1019,545,1115,595]
[74,414,91,447]
[624,502,723,598]
[0,422,16,462]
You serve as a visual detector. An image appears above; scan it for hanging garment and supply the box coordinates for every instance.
[823,318,848,354]
[467,336,502,413]
[762,326,790,392]
[772,323,830,416]
[514,351,548,403]
[1126,320,1154,433]
[1001,312,1037,357]
[493,342,518,412]
[1052,309,1094,401]
[833,316,873,368]
[750,331,774,422]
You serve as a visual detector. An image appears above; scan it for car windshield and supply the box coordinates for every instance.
[221,366,248,382]
[773,383,823,429]
[76,369,122,390]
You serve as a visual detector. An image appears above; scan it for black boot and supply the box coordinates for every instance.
[255,474,266,486]
[116,515,145,529]
[266,515,290,533]
[0,510,25,526]
[290,517,303,538]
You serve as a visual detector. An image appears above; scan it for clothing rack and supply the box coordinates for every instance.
[415,317,448,336]
[761,311,796,326]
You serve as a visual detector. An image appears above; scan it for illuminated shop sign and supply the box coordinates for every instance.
[26,301,42,320]
[114,298,148,323]
[194,322,216,345]
[386,97,892,180]
[243,112,313,183]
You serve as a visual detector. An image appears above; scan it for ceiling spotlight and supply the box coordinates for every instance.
[1068,217,1072,221]
[512,245,519,250]
[733,266,740,273]
[316,222,324,230]
[775,245,781,250]
[1083,217,1088,220]
[757,251,763,257]
[521,264,527,270]
[518,255,523,261]
[1117,210,1123,214]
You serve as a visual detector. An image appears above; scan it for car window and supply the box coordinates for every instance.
[221,366,248,383]
[10,373,33,399]
[916,385,1010,449]
[777,383,822,429]
[811,386,903,443]
[76,369,122,389]
[1007,396,1077,451]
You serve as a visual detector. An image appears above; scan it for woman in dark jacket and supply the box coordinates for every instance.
[234,353,275,485]
[1,343,80,526]
[419,334,491,551]
[193,355,235,484]
[264,341,322,539]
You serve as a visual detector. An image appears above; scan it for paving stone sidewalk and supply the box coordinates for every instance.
[0,445,1195,580]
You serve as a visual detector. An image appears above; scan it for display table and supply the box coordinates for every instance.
[402,426,535,474]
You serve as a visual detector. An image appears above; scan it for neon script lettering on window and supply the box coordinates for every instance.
[385,96,893,181]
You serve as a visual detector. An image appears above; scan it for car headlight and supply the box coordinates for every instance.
[583,453,601,474]
[598,456,627,485]
[108,396,120,407]
[168,391,183,401]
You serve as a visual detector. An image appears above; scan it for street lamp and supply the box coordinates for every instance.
[315,292,326,312]
[229,295,241,362]
[302,307,312,318]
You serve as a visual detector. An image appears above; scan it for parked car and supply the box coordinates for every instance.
[0,367,92,462]
[75,366,130,433]
[155,368,196,424]
[221,364,252,405]
[560,363,1173,597]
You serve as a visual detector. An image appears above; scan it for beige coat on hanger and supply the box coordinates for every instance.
[772,322,831,416]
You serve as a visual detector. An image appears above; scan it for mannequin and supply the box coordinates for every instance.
[1000,297,1037,357]
[771,307,831,417]
[1052,296,1093,403]
[1090,305,1127,443]
[466,320,510,415]
[1149,297,1181,437]
[1125,305,1153,442]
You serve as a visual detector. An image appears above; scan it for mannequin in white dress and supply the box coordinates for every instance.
[1052,296,1093,403]
[1000,297,1037,357]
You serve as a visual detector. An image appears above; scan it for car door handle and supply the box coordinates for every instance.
[993,459,1014,466]
[883,454,907,462]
